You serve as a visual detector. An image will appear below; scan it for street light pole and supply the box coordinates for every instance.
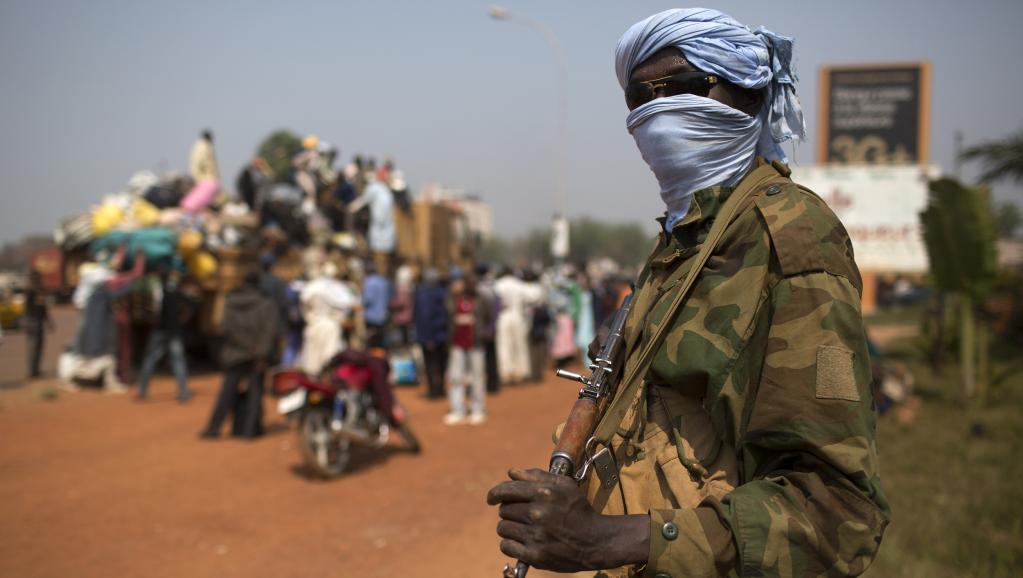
[488,5,569,221]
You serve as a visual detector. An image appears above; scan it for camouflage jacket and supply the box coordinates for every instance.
[612,161,889,577]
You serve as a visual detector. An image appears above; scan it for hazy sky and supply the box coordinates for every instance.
[2,0,1021,243]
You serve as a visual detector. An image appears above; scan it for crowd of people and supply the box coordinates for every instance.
[34,128,636,442]
[206,255,634,432]
[400,261,632,425]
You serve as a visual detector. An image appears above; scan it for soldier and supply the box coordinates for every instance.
[488,8,889,577]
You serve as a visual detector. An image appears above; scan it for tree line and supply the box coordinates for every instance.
[479,218,655,268]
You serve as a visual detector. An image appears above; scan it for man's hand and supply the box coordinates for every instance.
[486,468,649,572]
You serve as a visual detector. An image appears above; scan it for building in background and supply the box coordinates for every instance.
[400,184,493,269]
[452,195,494,242]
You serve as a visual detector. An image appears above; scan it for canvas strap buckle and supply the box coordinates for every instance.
[592,447,620,489]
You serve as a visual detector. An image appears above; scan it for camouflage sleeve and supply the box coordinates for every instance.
[646,506,737,577]
[644,271,889,578]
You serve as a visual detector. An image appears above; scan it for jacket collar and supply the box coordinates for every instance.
[653,157,782,252]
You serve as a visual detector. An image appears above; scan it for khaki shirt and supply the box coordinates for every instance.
[589,161,889,578]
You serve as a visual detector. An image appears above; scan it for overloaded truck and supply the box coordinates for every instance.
[51,187,479,361]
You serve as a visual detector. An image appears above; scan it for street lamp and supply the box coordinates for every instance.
[488,5,569,259]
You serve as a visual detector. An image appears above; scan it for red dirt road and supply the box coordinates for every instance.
[0,354,585,577]
[0,308,918,578]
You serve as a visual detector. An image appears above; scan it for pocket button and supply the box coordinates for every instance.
[661,521,679,541]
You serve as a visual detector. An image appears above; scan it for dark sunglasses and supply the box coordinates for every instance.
[624,71,720,110]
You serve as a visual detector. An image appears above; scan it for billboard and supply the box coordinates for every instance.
[818,63,930,165]
[792,165,940,273]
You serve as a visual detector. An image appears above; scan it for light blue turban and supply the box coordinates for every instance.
[615,8,805,160]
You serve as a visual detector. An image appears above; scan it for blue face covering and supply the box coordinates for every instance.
[628,94,760,231]
[616,9,805,229]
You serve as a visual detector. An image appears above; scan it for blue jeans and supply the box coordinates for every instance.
[136,330,190,399]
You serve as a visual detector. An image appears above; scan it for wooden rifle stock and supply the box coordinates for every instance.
[504,293,633,578]
[549,397,601,476]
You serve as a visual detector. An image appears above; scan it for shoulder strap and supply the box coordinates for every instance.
[592,163,789,446]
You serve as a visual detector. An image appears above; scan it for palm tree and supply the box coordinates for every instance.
[960,129,1023,185]
[920,178,999,399]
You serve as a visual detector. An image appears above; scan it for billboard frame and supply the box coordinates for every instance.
[817,62,932,165]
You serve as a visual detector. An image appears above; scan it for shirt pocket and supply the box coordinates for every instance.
[649,387,738,505]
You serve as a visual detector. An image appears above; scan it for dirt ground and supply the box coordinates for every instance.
[0,309,922,578]
[0,308,581,578]
[0,306,80,390]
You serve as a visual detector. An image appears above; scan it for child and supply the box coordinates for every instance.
[443,277,489,425]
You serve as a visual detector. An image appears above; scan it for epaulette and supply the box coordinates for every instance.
[753,181,862,288]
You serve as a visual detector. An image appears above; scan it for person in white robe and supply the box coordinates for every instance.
[493,269,542,384]
[299,263,357,375]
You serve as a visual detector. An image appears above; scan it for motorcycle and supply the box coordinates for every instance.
[273,352,420,478]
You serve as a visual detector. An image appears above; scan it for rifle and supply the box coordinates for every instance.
[503,292,634,578]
